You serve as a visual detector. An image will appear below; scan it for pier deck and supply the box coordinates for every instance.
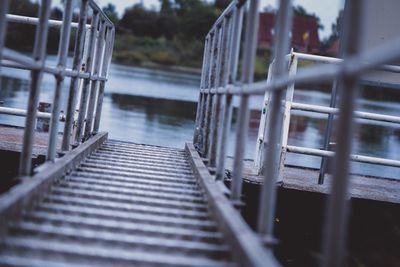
[0,124,62,156]
[226,158,400,204]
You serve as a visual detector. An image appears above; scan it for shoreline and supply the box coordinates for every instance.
[112,59,202,76]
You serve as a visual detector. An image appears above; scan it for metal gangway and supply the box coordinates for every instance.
[0,0,400,267]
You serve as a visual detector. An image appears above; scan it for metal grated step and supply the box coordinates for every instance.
[89,153,192,168]
[80,161,195,179]
[93,150,190,164]
[68,171,200,190]
[0,141,237,266]
[1,237,236,267]
[100,145,188,158]
[84,158,193,174]
[9,223,230,256]
[63,175,202,196]
[76,166,198,185]
[55,180,206,203]
[41,195,212,219]
[22,213,224,242]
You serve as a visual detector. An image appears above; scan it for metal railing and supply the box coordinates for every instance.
[254,51,400,183]
[0,0,114,177]
[193,0,400,266]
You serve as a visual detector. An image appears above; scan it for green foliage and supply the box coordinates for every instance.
[117,0,217,41]
[150,50,179,65]
[111,0,223,68]
[254,49,270,81]
[214,0,231,10]
[102,3,119,25]
[6,0,38,52]
[119,4,160,38]
[114,50,147,64]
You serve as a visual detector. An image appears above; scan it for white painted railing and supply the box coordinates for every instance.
[254,51,400,181]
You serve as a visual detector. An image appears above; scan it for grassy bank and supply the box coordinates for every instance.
[113,33,271,79]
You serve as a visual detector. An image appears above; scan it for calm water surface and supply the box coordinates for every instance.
[1,60,399,179]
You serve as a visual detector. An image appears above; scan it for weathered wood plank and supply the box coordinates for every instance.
[225,157,400,204]
[0,124,62,155]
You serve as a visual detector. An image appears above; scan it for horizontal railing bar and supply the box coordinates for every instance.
[291,102,400,124]
[89,0,114,27]
[201,62,340,95]
[207,1,237,36]
[2,48,40,69]
[294,52,341,64]
[6,14,84,28]
[201,36,400,96]
[7,12,114,30]
[1,60,107,81]
[294,52,400,73]
[286,145,400,168]
[0,106,65,121]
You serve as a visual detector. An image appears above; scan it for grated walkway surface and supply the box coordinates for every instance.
[0,140,236,267]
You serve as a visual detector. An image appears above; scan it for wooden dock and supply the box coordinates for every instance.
[225,157,400,204]
[0,124,62,156]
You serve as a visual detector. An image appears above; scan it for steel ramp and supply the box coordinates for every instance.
[0,140,237,267]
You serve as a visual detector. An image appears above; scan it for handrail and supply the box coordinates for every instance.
[200,44,400,96]
[291,102,400,124]
[6,14,86,29]
[193,0,400,266]
[0,0,115,175]
[255,51,400,176]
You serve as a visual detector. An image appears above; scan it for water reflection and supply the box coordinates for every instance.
[110,93,197,121]
[0,62,399,179]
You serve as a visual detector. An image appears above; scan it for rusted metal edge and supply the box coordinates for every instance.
[185,142,280,267]
[0,132,108,239]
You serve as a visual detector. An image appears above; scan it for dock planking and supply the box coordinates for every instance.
[0,124,62,156]
[225,157,400,204]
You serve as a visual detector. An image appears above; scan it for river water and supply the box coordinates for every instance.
[1,60,399,179]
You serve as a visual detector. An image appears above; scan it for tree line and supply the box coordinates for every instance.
[106,0,230,41]
[6,0,340,75]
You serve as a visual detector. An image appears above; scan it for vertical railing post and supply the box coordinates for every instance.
[254,61,274,173]
[318,11,345,184]
[19,0,52,177]
[257,0,293,241]
[208,17,231,169]
[93,26,114,133]
[193,36,210,145]
[199,34,214,154]
[277,52,297,181]
[202,28,220,158]
[0,0,9,78]
[230,0,259,203]
[216,5,244,181]
[46,0,74,161]
[322,1,363,266]
[318,80,338,184]
[84,20,106,140]
[62,0,89,151]
[74,12,100,144]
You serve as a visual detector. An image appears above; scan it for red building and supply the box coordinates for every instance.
[258,12,321,53]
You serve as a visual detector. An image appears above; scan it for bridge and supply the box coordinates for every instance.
[0,0,399,266]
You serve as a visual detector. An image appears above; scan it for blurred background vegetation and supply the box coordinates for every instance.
[8,0,340,79]
[109,0,233,72]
